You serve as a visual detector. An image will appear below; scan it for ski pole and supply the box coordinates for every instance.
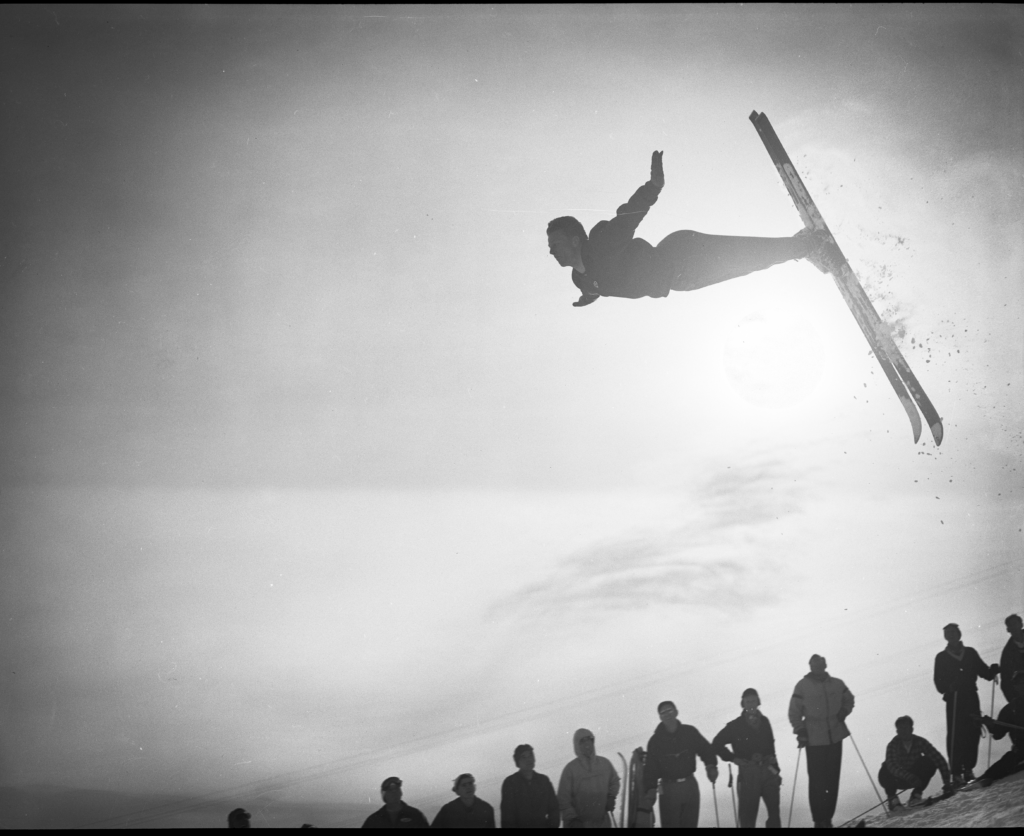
[987,679,995,770]
[728,763,737,827]
[835,788,911,829]
[950,691,958,779]
[713,776,721,828]
[787,747,802,828]
[849,732,885,809]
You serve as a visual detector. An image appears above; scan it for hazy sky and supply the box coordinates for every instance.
[1,4,1022,828]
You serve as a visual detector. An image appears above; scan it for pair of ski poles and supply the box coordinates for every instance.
[711,764,740,828]
[785,732,885,827]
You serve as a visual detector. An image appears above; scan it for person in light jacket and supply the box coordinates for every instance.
[788,654,855,828]
[557,728,620,828]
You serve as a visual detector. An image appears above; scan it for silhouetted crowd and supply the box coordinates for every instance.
[226,614,1024,828]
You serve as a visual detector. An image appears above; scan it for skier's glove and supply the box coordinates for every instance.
[573,294,599,308]
[990,663,1000,677]
[650,150,664,190]
[706,765,719,784]
[796,732,809,749]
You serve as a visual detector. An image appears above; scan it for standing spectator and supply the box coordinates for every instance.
[877,716,951,811]
[999,614,1024,704]
[933,623,999,783]
[362,777,430,829]
[557,728,620,828]
[788,654,854,829]
[641,700,718,828]
[712,688,781,828]
[500,744,559,828]
[431,774,496,828]
[228,808,251,828]
[978,671,1024,786]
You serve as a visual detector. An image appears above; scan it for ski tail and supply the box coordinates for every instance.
[749,110,942,446]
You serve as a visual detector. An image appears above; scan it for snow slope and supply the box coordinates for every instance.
[850,770,1024,828]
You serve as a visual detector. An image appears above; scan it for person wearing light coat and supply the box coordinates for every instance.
[557,728,621,828]
[788,654,855,828]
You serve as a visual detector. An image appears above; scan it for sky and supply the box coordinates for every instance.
[1,3,1022,829]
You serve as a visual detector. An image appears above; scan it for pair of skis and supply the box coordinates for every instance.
[749,111,943,446]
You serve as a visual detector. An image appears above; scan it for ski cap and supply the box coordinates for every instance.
[381,777,402,791]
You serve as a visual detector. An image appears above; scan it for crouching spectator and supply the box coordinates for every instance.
[878,716,951,811]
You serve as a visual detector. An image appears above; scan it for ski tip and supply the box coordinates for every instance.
[748,109,760,122]
[931,420,944,447]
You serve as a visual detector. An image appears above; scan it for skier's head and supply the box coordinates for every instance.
[380,777,403,806]
[228,808,252,829]
[894,716,914,741]
[547,217,586,267]
[943,623,962,643]
[573,728,596,759]
[513,744,535,770]
[741,688,761,711]
[452,773,476,799]
[1006,613,1023,637]
[808,654,827,676]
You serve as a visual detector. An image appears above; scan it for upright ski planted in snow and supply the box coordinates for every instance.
[748,111,943,446]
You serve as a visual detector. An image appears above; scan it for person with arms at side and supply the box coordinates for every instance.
[712,688,782,828]
[557,728,620,828]
[431,773,496,828]
[933,622,999,784]
[500,744,559,828]
[877,716,952,811]
[546,151,836,308]
[999,614,1024,704]
[641,700,719,828]
[362,777,429,829]
[789,654,855,828]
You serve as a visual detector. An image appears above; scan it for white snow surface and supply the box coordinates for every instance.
[852,770,1024,828]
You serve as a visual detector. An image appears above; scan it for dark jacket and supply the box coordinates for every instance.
[431,796,496,829]
[643,722,717,788]
[571,180,666,304]
[933,645,995,700]
[362,801,430,828]
[500,771,559,828]
[985,695,1024,749]
[712,713,777,764]
[883,734,950,785]
[999,637,1024,703]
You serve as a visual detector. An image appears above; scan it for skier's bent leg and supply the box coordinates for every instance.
[658,229,808,293]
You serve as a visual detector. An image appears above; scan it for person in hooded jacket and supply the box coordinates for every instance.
[557,728,620,828]
[641,700,718,828]
[712,688,782,828]
[788,654,855,828]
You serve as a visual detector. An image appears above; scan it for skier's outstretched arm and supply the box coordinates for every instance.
[604,151,664,245]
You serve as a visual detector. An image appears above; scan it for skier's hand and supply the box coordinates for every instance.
[796,732,809,749]
[990,663,1000,677]
[573,294,599,307]
[706,765,719,784]
[650,150,664,189]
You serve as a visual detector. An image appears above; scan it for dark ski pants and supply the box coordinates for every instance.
[980,749,1024,784]
[804,741,843,827]
[658,775,700,828]
[944,690,982,775]
[657,230,807,293]
[877,757,938,797]
[736,763,781,828]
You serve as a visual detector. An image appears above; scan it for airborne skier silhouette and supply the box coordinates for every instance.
[547,150,835,307]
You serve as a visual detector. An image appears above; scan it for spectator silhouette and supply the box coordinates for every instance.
[712,688,781,828]
[500,744,559,828]
[788,654,854,828]
[999,614,1024,704]
[228,808,251,828]
[557,728,620,828]
[933,623,998,783]
[877,715,951,811]
[362,777,429,828]
[431,773,496,828]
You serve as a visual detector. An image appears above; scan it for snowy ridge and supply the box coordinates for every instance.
[853,771,1024,828]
